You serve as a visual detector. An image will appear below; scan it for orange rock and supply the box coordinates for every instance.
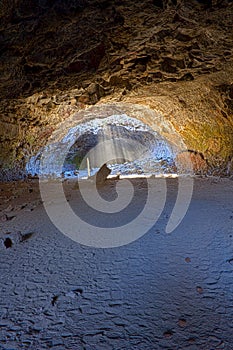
[175,151,208,174]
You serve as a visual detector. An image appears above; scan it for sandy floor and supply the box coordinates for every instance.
[0,177,233,349]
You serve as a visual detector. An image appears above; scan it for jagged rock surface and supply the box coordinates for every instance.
[0,0,232,177]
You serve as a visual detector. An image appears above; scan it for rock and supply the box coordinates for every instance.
[0,214,8,222]
[0,231,35,250]
[196,286,204,294]
[86,83,98,95]
[95,163,111,185]
[163,330,173,338]
[3,237,13,248]
[178,318,187,327]
[0,214,15,222]
[175,150,208,174]
[20,232,34,242]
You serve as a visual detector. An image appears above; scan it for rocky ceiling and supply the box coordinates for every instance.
[0,0,233,179]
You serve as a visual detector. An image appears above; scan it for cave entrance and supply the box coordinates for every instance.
[62,115,176,179]
[26,103,192,178]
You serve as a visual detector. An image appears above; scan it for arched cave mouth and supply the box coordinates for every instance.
[62,116,176,179]
[26,104,193,179]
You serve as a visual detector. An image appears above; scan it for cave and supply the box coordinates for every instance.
[0,0,233,349]
[26,107,189,179]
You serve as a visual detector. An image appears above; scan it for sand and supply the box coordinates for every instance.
[0,177,232,349]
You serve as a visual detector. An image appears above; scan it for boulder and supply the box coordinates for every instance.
[95,163,111,185]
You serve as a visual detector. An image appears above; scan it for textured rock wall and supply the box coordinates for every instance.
[0,0,232,178]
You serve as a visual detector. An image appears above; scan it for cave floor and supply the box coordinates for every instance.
[0,177,233,350]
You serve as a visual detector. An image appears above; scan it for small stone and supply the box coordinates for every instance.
[178,318,187,327]
[73,287,83,295]
[0,214,8,222]
[4,237,13,248]
[163,330,173,338]
[20,232,34,242]
[51,295,59,306]
[196,286,203,294]
[86,83,97,95]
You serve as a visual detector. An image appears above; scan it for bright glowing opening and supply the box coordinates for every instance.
[26,103,194,179]
[61,115,176,179]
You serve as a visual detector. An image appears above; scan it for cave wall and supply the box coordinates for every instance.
[0,0,232,178]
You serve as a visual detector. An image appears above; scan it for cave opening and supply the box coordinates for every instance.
[62,115,176,179]
[26,103,192,179]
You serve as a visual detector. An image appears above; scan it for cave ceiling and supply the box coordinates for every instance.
[0,0,233,177]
